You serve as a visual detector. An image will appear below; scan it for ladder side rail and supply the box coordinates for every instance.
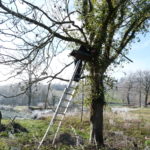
[52,60,84,145]
[63,89,76,114]
[52,88,77,144]
[38,60,81,149]
[52,115,65,145]
[52,60,80,118]
[38,87,68,149]
[81,62,86,76]
[66,60,81,89]
[51,60,81,120]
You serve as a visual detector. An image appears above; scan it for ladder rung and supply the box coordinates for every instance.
[54,118,62,122]
[57,112,65,115]
[37,61,81,149]
[70,86,75,89]
[60,106,67,108]
[65,92,73,95]
[64,99,70,101]
[60,106,72,109]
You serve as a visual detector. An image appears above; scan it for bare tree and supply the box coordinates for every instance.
[126,74,135,105]
[135,71,143,107]
[141,71,150,107]
[116,74,135,105]
[0,0,149,146]
[116,71,150,107]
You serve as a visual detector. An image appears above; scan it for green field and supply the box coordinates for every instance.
[0,107,150,150]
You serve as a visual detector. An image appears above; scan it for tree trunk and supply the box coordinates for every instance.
[28,84,32,107]
[28,61,32,108]
[89,62,105,146]
[139,90,142,107]
[52,96,56,106]
[0,111,2,125]
[90,96,104,146]
[44,83,51,109]
[127,91,130,106]
[144,92,148,107]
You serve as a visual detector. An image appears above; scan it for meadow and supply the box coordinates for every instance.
[0,107,150,150]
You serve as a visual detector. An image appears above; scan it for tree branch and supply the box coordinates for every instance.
[0,1,86,45]
[106,0,113,11]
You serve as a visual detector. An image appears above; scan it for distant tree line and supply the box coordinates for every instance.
[0,83,66,106]
[109,70,150,107]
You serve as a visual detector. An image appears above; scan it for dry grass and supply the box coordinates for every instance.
[103,107,150,149]
[0,107,150,150]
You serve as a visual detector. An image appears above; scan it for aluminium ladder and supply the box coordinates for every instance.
[38,60,82,149]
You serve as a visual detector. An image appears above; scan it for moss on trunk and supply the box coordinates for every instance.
[89,59,105,146]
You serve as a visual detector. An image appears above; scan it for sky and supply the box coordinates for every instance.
[0,33,149,85]
[0,0,149,85]
[50,33,150,83]
[112,33,150,79]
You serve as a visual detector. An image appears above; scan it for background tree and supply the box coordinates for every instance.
[109,70,150,107]
[125,74,134,105]
[25,54,34,108]
[0,0,149,146]
[0,83,65,106]
[135,71,143,107]
[141,71,150,107]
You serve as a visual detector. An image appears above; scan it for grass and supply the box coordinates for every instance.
[104,107,150,149]
[0,107,150,150]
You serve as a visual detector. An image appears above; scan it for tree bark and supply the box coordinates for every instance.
[144,92,148,107]
[127,92,130,106]
[89,61,105,146]
[139,90,142,107]
[90,96,104,146]
[28,60,32,108]
[28,77,32,108]
[0,111,2,125]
